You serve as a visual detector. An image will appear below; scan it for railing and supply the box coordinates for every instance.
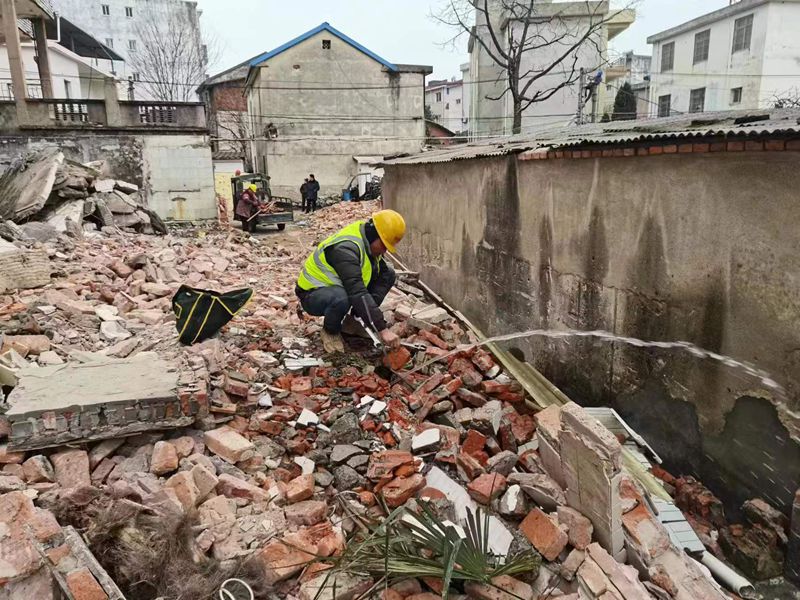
[138,104,177,124]
[51,101,89,123]
[0,98,207,132]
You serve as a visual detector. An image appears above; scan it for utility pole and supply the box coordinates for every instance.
[576,68,586,125]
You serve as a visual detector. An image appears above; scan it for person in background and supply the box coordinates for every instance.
[295,210,406,353]
[306,174,320,213]
[300,178,309,213]
[236,183,260,233]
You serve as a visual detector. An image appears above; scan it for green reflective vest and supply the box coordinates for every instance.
[297,220,380,291]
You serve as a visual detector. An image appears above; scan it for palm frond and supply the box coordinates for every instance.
[320,502,540,596]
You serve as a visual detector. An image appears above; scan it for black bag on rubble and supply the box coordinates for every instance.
[172,285,253,345]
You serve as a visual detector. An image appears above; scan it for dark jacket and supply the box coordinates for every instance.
[308,179,320,201]
[323,240,394,331]
[235,190,259,219]
[300,182,309,200]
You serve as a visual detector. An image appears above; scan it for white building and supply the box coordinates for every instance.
[647,0,800,116]
[425,78,467,134]
[469,0,635,136]
[605,51,652,118]
[50,0,206,100]
[0,41,114,101]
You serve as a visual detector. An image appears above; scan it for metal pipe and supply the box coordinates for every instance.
[55,12,61,43]
[696,551,756,599]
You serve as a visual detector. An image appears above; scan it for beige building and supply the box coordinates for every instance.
[469,0,635,136]
[245,22,431,199]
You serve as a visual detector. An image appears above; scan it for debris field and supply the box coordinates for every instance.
[0,199,787,600]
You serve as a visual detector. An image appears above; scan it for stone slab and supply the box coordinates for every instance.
[6,354,178,417]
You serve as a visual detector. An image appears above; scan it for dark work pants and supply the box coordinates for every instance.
[297,281,391,334]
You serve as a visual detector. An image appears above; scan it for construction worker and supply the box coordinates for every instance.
[296,210,406,353]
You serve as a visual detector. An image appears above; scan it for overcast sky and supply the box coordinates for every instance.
[198,0,730,80]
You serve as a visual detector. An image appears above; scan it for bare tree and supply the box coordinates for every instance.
[127,8,218,102]
[435,0,636,133]
[771,88,800,109]
[212,110,251,160]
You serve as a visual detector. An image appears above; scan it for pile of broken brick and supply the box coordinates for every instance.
[0,200,741,599]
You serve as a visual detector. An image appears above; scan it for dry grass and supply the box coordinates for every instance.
[52,490,269,600]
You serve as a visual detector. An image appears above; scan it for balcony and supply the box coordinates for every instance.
[0,97,207,133]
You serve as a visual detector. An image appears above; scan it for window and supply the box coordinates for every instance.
[689,87,706,113]
[456,98,461,105]
[446,87,450,95]
[64,80,72,99]
[105,38,113,48]
[732,14,753,53]
[445,102,450,110]
[693,30,710,64]
[658,94,671,118]
[128,39,137,51]
[731,86,743,104]
[101,4,109,15]
[125,6,133,17]
[661,42,675,72]
[435,91,442,102]
[322,39,330,49]
[132,72,140,82]
[27,84,41,98]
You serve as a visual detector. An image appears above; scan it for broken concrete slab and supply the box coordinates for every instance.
[0,149,63,221]
[0,240,51,294]
[425,466,514,556]
[5,354,193,451]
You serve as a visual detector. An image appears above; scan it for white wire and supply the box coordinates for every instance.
[218,578,254,600]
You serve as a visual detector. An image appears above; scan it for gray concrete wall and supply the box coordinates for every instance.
[0,132,216,221]
[248,30,426,199]
[384,150,800,516]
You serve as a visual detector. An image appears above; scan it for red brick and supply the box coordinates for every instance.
[382,474,426,507]
[204,426,255,464]
[456,451,485,481]
[507,412,536,444]
[557,506,594,550]
[258,538,315,584]
[745,140,764,151]
[66,567,108,600]
[285,500,328,526]
[678,143,693,154]
[471,350,497,374]
[727,141,745,152]
[150,441,178,476]
[693,143,710,153]
[709,142,726,152]
[383,347,412,371]
[636,147,648,156]
[216,473,271,503]
[786,139,800,150]
[591,150,602,158]
[612,148,624,157]
[418,487,447,501]
[367,450,415,480]
[581,150,592,158]
[290,377,313,393]
[662,144,678,154]
[623,148,635,157]
[449,358,483,387]
[520,509,568,561]
[286,474,315,503]
[601,149,614,157]
[418,330,449,350]
[547,152,556,159]
[765,139,786,151]
[468,473,507,504]
[462,429,487,457]
[555,151,565,158]
[649,145,663,155]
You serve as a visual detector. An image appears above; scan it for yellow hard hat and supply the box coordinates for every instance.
[248,183,258,192]
[372,209,406,253]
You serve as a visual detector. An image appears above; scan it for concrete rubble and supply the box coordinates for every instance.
[0,199,776,598]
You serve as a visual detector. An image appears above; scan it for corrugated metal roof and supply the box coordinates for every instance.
[382,108,800,166]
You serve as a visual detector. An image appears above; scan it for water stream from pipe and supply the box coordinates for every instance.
[402,328,786,397]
